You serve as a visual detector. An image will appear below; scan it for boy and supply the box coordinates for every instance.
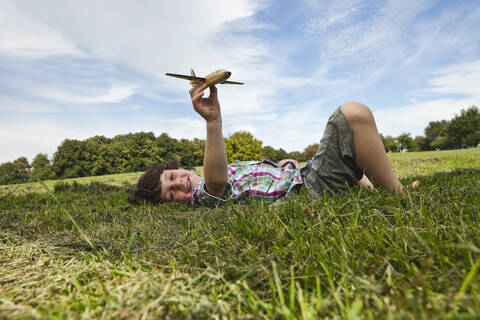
[128,83,417,206]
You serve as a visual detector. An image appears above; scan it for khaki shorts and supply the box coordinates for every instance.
[300,107,363,197]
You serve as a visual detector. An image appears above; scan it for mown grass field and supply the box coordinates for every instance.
[1,148,480,319]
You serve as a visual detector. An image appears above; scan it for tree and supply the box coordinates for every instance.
[192,138,205,166]
[463,132,480,147]
[381,135,398,153]
[112,132,159,172]
[424,120,449,150]
[411,136,429,151]
[156,133,177,163]
[287,151,304,162]
[225,131,262,162]
[262,146,289,162]
[262,146,278,161]
[177,139,197,166]
[397,133,413,152]
[12,157,31,183]
[0,162,18,185]
[446,106,480,148]
[431,136,448,150]
[30,153,55,181]
[303,143,319,160]
[274,148,289,162]
[52,139,89,178]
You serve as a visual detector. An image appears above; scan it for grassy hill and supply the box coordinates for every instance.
[1,148,480,318]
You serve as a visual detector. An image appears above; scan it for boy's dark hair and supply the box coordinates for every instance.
[127,160,179,204]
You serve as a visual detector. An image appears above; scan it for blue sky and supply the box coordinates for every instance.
[1,0,479,163]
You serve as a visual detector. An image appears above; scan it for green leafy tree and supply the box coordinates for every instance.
[463,132,480,147]
[262,146,289,162]
[12,157,31,183]
[112,132,160,172]
[225,131,262,162]
[0,157,31,184]
[446,106,480,148]
[0,162,18,185]
[424,120,449,150]
[30,153,55,181]
[381,135,398,152]
[303,143,319,160]
[274,148,289,162]
[411,136,429,151]
[262,146,277,161]
[191,138,205,165]
[397,133,413,152]
[52,139,89,178]
[156,133,178,163]
[177,139,197,166]
[431,136,448,150]
[287,151,304,162]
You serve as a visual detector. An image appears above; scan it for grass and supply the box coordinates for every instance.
[1,148,480,319]
[0,166,204,195]
[0,172,142,195]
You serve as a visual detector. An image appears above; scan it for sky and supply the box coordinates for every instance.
[1,0,479,163]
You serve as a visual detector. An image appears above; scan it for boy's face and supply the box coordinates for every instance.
[157,169,201,202]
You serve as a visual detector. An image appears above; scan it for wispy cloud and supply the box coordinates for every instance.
[29,84,138,104]
[0,1,82,57]
[426,60,480,96]
[376,60,480,137]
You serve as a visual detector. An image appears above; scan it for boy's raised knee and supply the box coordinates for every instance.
[340,102,374,125]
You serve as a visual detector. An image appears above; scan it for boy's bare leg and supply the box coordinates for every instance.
[340,102,404,193]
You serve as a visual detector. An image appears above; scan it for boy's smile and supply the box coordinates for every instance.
[158,169,201,202]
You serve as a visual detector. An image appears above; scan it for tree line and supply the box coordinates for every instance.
[1,105,478,185]
[380,105,480,152]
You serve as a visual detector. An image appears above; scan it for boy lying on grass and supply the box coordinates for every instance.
[128,83,419,207]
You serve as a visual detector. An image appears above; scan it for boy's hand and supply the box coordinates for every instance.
[189,82,221,123]
[278,159,300,168]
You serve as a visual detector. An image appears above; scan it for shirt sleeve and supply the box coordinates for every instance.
[191,178,233,208]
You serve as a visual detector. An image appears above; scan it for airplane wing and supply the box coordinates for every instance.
[222,80,244,85]
[165,73,205,81]
[166,71,244,85]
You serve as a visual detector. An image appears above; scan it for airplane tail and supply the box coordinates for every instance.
[189,69,202,87]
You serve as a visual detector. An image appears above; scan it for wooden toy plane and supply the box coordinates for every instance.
[165,69,244,87]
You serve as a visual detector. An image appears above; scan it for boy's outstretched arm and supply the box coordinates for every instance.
[190,83,228,197]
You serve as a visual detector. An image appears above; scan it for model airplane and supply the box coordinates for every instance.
[165,69,244,87]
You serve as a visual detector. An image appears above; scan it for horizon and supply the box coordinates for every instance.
[1,0,479,163]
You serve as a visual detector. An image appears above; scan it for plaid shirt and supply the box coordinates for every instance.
[190,160,304,207]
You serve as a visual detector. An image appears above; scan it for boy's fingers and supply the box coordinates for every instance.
[209,85,217,97]
[192,92,205,104]
[189,82,208,97]
[207,85,218,101]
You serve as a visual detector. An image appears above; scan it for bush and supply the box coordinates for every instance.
[53,181,121,193]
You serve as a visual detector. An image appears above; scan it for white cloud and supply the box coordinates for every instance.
[8,0,263,77]
[0,1,81,57]
[0,121,74,162]
[427,61,480,96]
[1,0,293,118]
[300,0,432,89]
[30,84,138,104]
[0,98,64,113]
[374,98,475,137]
[375,60,480,137]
